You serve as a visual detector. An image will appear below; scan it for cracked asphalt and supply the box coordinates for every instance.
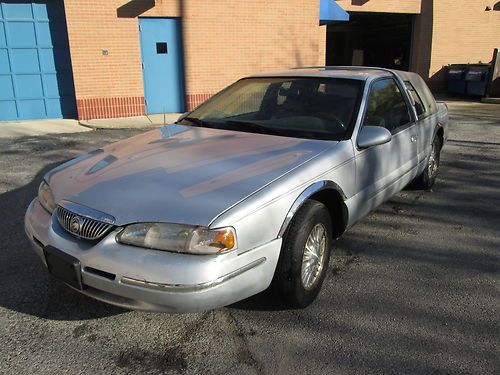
[0,101,499,374]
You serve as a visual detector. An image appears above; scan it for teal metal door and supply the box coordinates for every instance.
[139,18,185,114]
[0,1,76,121]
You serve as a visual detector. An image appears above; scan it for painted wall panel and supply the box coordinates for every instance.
[0,1,76,120]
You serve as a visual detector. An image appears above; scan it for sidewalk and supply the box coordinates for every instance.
[79,113,181,129]
[0,119,90,138]
[0,113,182,138]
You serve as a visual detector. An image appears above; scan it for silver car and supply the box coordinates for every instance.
[24,67,448,312]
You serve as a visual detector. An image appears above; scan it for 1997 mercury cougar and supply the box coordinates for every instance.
[25,67,448,312]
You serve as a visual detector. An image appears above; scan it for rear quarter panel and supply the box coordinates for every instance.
[437,102,449,144]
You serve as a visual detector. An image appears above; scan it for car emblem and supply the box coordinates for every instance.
[70,216,83,235]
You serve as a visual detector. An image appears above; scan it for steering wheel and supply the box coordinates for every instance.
[316,112,346,130]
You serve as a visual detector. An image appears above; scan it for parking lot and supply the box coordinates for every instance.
[0,101,499,375]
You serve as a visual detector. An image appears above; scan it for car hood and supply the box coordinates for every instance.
[47,125,335,226]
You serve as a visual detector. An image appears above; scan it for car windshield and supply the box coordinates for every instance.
[180,77,363,140]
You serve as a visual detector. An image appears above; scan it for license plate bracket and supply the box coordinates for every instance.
[43,246,83,290]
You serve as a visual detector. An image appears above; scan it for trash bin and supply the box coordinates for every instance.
[447,64,467,95]
[465,64,490,97]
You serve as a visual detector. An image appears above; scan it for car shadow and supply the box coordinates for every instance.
[0,159,126,321]
[228,288,290,312]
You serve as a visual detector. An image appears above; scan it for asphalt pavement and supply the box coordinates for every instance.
[0,102,498,375]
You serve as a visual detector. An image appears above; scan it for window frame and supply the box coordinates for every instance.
[184,76,366,141]
[404,81,428,120]
[360,76,414,136]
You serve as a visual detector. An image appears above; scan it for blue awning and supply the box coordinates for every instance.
[320,0,350,24]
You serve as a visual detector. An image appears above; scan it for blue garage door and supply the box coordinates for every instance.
[0,1,76,121]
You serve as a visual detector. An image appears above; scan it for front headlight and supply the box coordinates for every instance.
[116,223,237,255]
[38,180,56,213]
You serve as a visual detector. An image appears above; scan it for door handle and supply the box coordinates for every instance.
[411,135,418,143]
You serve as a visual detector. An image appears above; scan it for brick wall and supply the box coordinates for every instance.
[410,0,434,82]
[181,0,320,107]
[63,0,179,119]
[63,0,322,120]
[62,0,500,120]
[426,0,500,90]
[410,0,500,91]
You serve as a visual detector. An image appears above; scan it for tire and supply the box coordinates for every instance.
[413,136,441,190]
[272,200,332,308]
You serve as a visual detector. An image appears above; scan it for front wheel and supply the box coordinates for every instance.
[272,200,332,308]
[413,136,441,190]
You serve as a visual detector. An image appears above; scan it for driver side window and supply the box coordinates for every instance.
[363,78,411,133]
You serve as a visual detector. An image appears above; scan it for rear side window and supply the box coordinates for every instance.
[405,81,426,119]
[408,75,438,115]
[363,78,411,133]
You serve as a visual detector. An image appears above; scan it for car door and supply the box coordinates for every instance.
[352,77,418,220]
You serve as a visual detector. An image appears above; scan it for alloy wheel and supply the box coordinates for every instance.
[301,223,327,290]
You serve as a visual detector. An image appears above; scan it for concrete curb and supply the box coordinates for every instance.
[481,97,500,104]
[78,120,163,130]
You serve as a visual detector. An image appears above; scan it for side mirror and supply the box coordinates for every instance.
[357,126,392,149]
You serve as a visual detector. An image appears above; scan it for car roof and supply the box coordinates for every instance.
[247,66,409,81]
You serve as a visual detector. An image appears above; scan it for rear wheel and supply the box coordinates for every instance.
[273,200,332,308]
[414,136,441,190]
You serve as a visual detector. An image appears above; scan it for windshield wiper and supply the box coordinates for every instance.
[220,119,280,135]
[179,117,214,128]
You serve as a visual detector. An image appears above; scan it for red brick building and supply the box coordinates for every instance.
[0,0,498,122]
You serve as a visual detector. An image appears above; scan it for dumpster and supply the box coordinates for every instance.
[447,64,467,95]
[465,64,491,96]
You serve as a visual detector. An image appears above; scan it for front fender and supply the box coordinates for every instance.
[277,180,347,238]
[210,141,355,252]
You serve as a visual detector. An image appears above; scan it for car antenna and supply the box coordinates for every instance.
[163,105,171,137]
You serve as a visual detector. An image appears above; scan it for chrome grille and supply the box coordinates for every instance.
[56,205,114,241]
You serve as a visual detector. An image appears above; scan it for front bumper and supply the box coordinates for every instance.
[24,198,281,312]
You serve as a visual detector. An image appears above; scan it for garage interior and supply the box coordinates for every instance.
[326,12,414,71]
